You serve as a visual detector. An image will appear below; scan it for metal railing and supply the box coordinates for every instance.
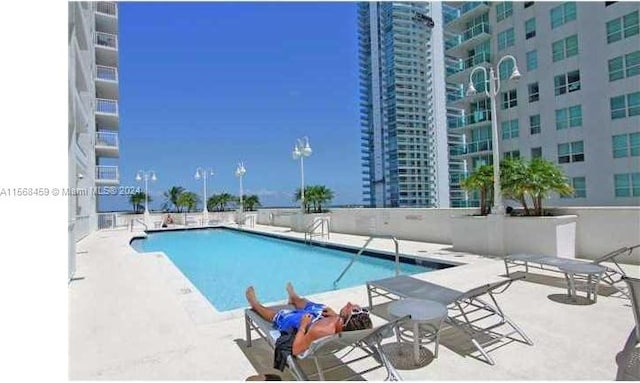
[464,51,491,70]
[305,217,330,244]
[96,98,118,114]
[95,165,119,182]
[98,213,116,229]
[96,131,119,149]
[96,2,117,16]
[95,31,118,49]
[96,65,118,81]
[130,218,147,232]
[446,22,491,50]
[333,236,399,289]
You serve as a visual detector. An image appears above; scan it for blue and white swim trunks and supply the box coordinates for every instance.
[273,301,325,332]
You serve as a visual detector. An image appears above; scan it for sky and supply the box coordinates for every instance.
[100,2,363,212]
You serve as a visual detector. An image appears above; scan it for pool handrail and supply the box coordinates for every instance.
[333,235,399,289]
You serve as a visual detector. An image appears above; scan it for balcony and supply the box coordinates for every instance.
[95,98,119,128]
[95,65,118,100]
[95,132,119,158]
[95,32,118,67]
[95,165,119,186]
[96,2,117,16]
[445,23,491,57]
[447,52,492,83]
[95,31,117,50]
[95,2,118,36]
[445,2,490,32]
[450,139,493,157]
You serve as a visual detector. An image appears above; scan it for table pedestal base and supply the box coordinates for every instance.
[381,342,433,370]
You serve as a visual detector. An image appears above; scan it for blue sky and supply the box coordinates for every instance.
[100,2,363,212]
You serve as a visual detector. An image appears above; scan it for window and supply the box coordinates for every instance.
[614,173,640,197]
[607,11,639,43]
[552,35,579,62]
[610,92,640,119]
[558,141,584,163]
[608,51,640,81]
[554,70,581,95]
[504,150,520,159]
[498,28,515,51]
[526,50,538,71]
[531,147,542,158]
[605,1,617,6]
[555,105,582,130]
[524,1,534,8]
[570,177,587,198]
[530,114,541,134]
[501,89,517,109]
[501,119,519,139]
[550,2,577,29]
[497,2,513,22]
[525,18,536,39]
[528,82,540,102]
[612,133,640,158]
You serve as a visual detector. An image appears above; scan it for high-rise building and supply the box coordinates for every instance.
[359,2,450,208]
[68,1,120,278]
[443,1,639,207]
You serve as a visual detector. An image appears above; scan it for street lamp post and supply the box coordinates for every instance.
[135,170,156,225]
[235,162,246,212]
[195,167,214,225]
[292,137,312,213]
[467,55,521,215]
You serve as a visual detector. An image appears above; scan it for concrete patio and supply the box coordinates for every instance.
[69,224,636,380]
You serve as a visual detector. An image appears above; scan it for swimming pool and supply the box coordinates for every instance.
[131,228,451,311]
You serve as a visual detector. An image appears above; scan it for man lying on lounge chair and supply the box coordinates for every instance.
[245,283,372,356]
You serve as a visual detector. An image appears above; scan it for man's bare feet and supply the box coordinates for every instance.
[246,286,259,308]
[286,282,297,304]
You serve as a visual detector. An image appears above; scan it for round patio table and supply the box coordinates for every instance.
[388,298,447,365]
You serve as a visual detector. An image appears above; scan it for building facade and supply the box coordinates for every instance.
[443,1,640,207]
[359,2,450,208]
[68,1,120,279]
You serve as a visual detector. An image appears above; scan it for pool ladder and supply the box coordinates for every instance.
[304,217,330,245]
[333,235,400,289]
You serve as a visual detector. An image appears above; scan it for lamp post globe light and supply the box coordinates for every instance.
[292,137,312,213]
[195,167,214,224]
[135,170,156,224]
[467,55,521,215]
[235,162,246,212]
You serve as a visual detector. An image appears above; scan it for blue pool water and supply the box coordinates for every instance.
[132,228,442,311]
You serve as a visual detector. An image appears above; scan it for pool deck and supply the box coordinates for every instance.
[69,224,636,380]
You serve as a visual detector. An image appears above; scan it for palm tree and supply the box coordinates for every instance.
[163,186,185,212]
[294,187,312,213]
[311,185,334,213]
[526,157,573,216]
[294,185,334,213]
[177,191,199,212]
[129,192,150,213]
[207,194,219,212]
[501,157,532,216]
[461,164,493,215]
[243,194,261,211]
[209,193,234,211]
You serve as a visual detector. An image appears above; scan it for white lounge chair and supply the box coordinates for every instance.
[505,244,639,299]
[367,275,532,365]
[245,304,407,381]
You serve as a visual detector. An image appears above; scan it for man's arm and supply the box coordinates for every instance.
[292,314,314,356]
